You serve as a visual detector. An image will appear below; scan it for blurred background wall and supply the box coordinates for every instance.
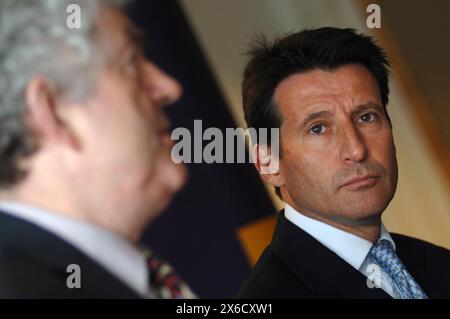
[130,0,450,297]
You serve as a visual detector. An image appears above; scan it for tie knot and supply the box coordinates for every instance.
[368,239,403,275]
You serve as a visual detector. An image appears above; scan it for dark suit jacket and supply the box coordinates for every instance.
[236,211,450,298]
[0,211,141,298]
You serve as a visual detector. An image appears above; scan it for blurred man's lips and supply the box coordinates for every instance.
[159,129,172,146]
[340,175,379,190]
[160,130,170,137]
[158,126,170,137]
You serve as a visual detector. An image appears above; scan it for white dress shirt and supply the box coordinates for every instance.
[285,203,402,298]
[0,201,154,298]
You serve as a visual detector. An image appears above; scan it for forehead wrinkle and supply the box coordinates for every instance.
[275,64,380,103]
[274,65,383,137]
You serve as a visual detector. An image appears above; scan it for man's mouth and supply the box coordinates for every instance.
[340,175,380,190]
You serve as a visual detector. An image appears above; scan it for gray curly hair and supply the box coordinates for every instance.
[0,0,128,187]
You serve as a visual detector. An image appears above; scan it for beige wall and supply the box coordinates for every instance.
[180,0,450,248]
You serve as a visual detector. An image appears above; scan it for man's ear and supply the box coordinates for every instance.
[25,77,79,150]
[252,143,284,188]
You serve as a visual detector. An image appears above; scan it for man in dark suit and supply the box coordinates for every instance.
[0,0,194,298]
[236,27,450,298]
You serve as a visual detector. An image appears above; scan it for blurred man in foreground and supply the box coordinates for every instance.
[0,0,194,298]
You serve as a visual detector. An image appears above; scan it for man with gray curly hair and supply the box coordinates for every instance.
[0,0,194,298]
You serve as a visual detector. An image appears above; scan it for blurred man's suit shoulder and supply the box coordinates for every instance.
[0,211,140,298]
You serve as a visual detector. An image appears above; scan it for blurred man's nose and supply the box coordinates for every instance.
[339,122,368,164]
[143,61,183,107]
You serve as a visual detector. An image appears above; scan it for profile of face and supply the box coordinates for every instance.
[268,64,398,226]
[53,8,187,237]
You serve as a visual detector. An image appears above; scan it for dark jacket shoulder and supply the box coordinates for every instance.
[236,245,313,298]
[237,212,450,299]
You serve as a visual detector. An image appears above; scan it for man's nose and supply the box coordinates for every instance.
[143,61,183,108]
[339,123,367,164]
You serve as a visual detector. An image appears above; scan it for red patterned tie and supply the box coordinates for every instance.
[140,246,197,299]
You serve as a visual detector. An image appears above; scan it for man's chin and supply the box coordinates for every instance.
[331,201,386,227]
[340,186,393,212]
[142,188,174,223]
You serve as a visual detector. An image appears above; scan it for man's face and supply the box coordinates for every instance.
[273,64,397,226]
[66,8,186,233]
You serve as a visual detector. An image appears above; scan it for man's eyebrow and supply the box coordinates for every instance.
[300,110,333,129]
[351,102,384,116]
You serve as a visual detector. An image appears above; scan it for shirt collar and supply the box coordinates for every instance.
[284,203,396,271]
[0,201,149,297]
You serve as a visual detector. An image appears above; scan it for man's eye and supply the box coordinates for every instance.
[308,124,326,135]
[358,113,377,123]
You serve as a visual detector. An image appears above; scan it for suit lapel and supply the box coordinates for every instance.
[271,211,391,298]
[392,234,445,299]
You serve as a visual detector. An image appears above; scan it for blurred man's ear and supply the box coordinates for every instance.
[25,77,79,150]
[252,143,284,187]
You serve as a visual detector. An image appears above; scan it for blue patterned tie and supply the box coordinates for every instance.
[368,239,428,299]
